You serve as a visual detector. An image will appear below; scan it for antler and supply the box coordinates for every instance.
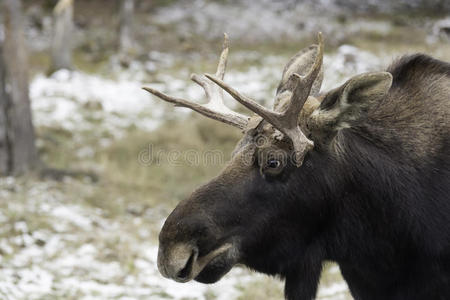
[144,33,324,167]
[143,34,248,129]
[206,33,324,166]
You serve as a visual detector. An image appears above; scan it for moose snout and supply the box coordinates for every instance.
[157,243,199,283]
[157,190,236,283]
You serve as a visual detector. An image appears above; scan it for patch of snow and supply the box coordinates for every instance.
[51,205,93,230]
[429,17,450,43]
[30,70,164,134]
[30,46,383,150]
[323,45,383,90]
[318,282,350,297]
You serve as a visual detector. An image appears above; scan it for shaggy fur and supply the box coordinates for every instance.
[158,54,450,300]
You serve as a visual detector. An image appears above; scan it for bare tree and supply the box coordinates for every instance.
[50,0,74,72]
[0,45,9,174]
[118,0,135,65]
[0,0,38,175]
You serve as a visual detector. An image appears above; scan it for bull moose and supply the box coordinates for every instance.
[143,33,450,300]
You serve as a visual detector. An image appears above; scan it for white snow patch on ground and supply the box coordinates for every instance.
[30,46,382,138]
[322,44,385,90]
[318,282,351,299]
[30,70,163,134]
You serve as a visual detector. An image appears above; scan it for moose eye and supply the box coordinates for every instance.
[261,157,285,177]
[259,151,286,177]
[267,158,281,169]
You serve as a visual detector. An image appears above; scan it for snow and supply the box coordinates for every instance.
[322,44,384,90]
[318,282,350,298]
[30,70,164,134]
[29,42,383,141]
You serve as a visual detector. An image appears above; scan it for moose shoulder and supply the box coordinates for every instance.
[144,35,450,300]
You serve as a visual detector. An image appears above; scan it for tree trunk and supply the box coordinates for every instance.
[50,0,74,72]
[118,0,135,65]
[0,45,10,174]
[1,0,38,176]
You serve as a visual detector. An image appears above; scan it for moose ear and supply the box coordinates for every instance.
[339,71,392,106]
[308,72,392,142]
[274,44,323,110]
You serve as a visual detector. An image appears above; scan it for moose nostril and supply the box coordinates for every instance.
[176,249,196,280]
[158,243,199,282]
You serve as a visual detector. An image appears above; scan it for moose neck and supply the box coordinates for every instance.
[309,128,445,298]
[321,130,413,252]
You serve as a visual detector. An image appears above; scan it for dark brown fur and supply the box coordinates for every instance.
[158,54,450,300]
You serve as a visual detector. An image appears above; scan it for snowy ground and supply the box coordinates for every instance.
[30,44,383,134]
[0,43,405,300]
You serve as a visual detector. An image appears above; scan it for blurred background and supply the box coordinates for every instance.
[0,0,449,299]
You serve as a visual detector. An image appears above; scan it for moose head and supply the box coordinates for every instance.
[144,33,397,298]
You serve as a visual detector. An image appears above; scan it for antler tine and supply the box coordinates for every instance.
[143,34,248,130]
[142,87,247,128]
[204,73,283,127]
[284,32,324,124]
[189,33,229,108]
[216,33,229,79]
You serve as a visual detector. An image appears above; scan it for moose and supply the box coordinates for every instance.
[144,33,450,300]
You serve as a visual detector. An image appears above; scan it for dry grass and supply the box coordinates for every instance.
[38,114,241,216]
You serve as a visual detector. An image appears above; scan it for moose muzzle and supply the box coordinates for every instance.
[157,242,232,282]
